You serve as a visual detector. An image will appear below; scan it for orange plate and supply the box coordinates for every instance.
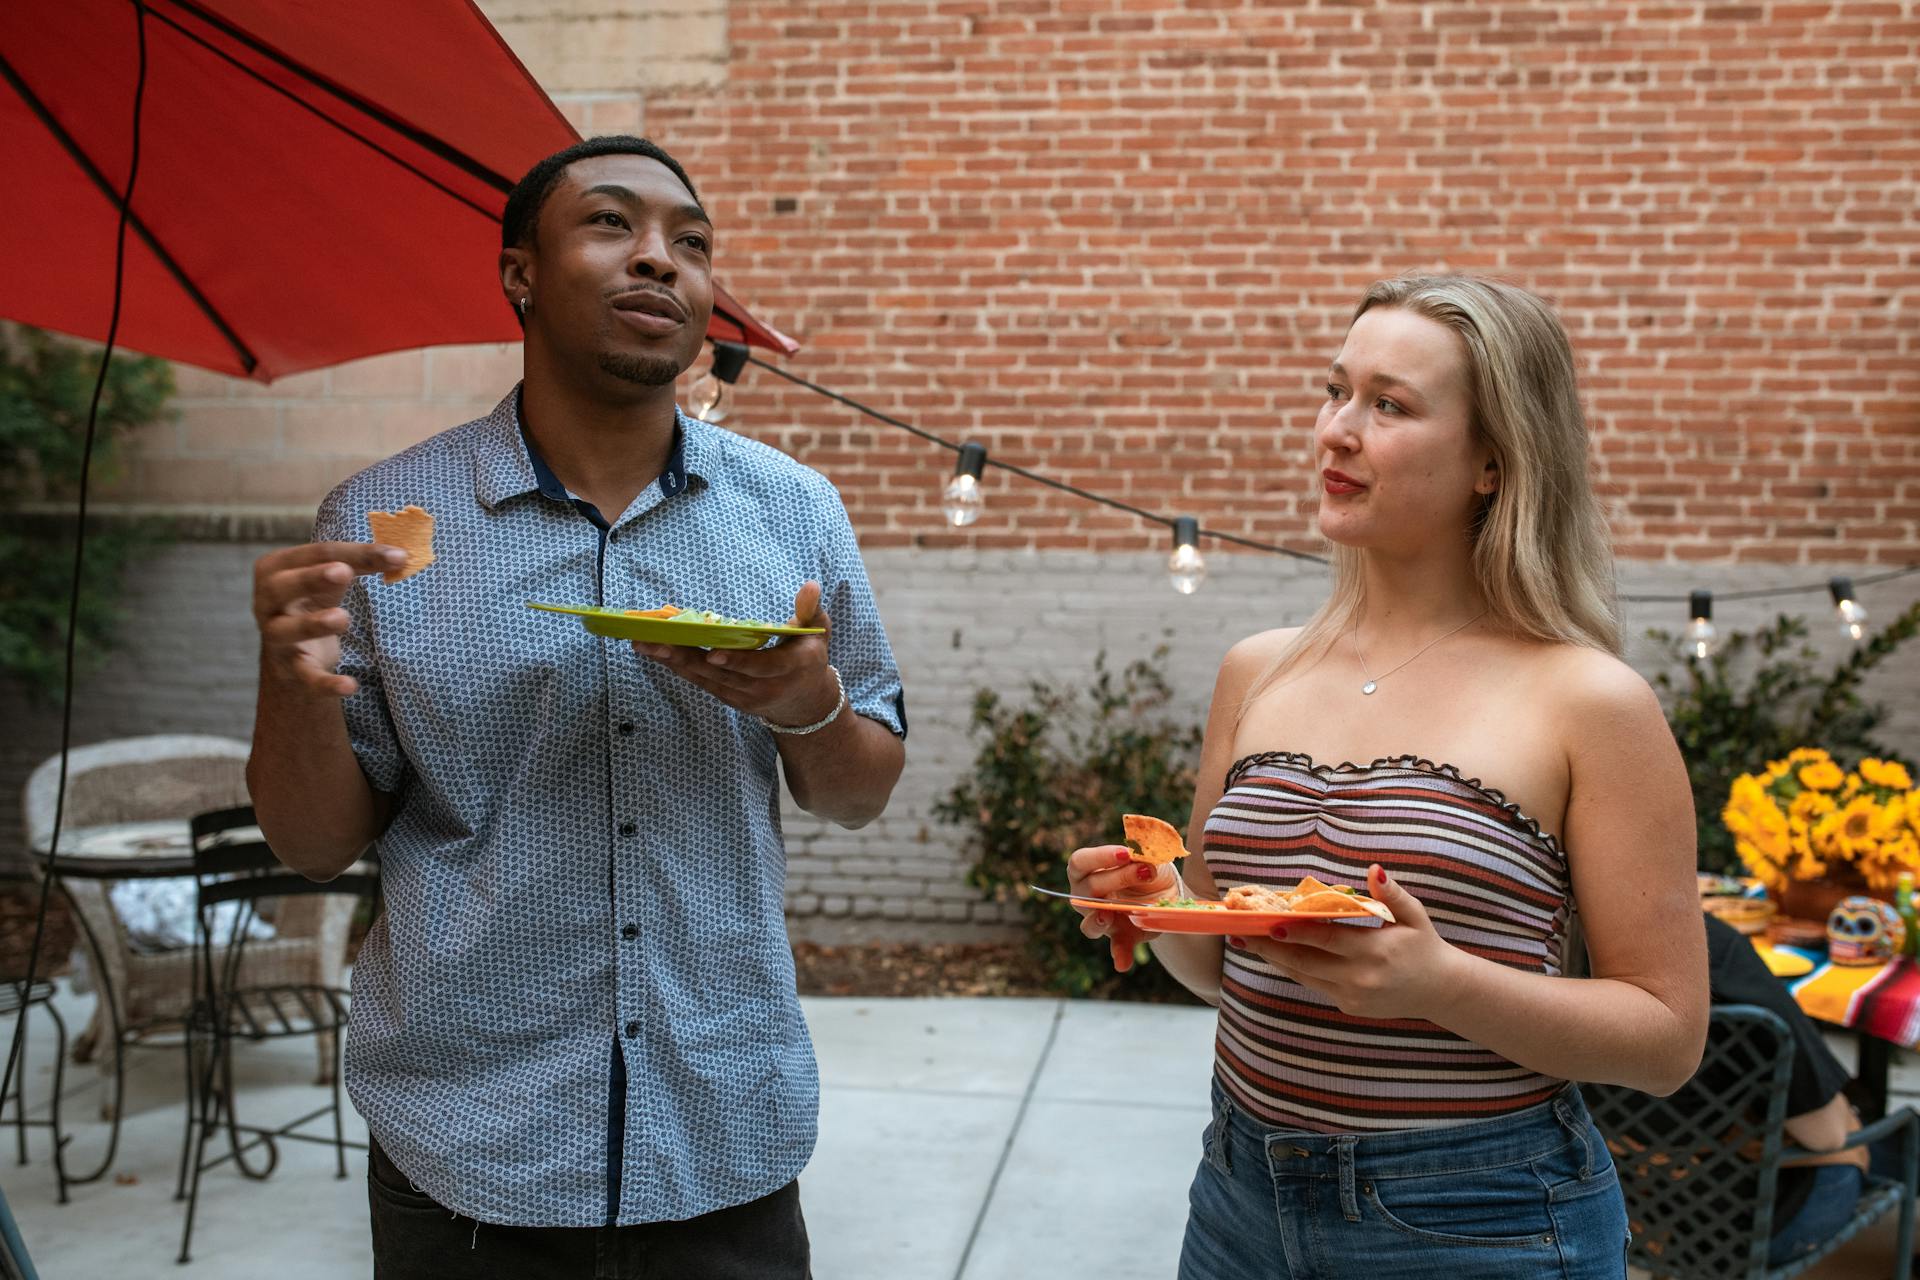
[1069,898,1388,934]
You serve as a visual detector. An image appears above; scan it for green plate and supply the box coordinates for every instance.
[526,602,824,650]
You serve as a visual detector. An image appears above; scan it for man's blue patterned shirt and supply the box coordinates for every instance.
[313,387,905,1227]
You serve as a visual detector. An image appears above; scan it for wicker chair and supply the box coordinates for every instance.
[22,736,355,1114]
[1584,1003,1918,1279]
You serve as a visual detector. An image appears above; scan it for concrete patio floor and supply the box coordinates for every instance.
[1,978,1916,1278]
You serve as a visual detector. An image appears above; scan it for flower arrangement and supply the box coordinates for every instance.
[1723,749,1919,896]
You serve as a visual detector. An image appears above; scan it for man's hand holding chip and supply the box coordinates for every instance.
[633,580,843,729]
[252,542,410,698]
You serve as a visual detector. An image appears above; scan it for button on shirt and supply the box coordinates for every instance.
[314,387,906,1227]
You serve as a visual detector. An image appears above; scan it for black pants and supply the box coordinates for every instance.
[368,1140,811,1280]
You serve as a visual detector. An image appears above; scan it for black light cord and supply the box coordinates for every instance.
[744,354,1332,566]
[1,0,149,1110]
[744,354,1920,597]
[1618,564,1920,606]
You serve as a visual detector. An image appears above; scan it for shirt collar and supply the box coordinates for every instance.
[472,384,704,511]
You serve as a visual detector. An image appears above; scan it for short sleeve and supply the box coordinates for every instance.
[812,486,906,739]
[313,487,410,794]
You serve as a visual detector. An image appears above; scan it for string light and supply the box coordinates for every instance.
[690,340,749,424]
[1830,577,1869,644]
[1684,589,1720,661]
[942,442,987,527]
[735,352,1919,608]
[1168,517,1206,594]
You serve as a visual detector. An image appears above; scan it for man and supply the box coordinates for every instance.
[248,136,907,1278]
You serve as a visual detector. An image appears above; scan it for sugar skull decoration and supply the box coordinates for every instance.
[1827,896,1906,966]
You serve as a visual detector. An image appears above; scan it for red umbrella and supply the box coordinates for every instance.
[1,0,797,382]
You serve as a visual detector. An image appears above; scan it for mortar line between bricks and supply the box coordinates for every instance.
[952,998,1065,1280]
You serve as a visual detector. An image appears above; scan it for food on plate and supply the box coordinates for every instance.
[367,505,436,583]
[1224,875,1395,922]
[1121,813,1189,865]
[1223,884,1293,911]
[620,605,774,627]
[1701,894,1775,936]
[1081,873,1395,922]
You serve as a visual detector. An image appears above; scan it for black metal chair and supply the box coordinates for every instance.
[0,981,71,1205]
[176,805,376,1264]
[1584,1003,1918,1279]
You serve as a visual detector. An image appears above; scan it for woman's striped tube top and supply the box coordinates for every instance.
[1204,750,1573,1132]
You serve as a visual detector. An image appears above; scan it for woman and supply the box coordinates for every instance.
[1068,275,1706,1279]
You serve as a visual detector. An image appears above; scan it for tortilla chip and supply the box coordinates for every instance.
[1285,883,1396,922]
[1351,896,1396,922]
[367,505,435,583]
[1285,890,1364,913]
[1121,814,1188,865]
[624,606,682,619]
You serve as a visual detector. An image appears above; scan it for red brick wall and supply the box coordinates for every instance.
[642,0,1919,565]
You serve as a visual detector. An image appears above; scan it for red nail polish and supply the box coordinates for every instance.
[1226,936,1245,949]
[1270,926,1288,941]
[1136,864,1156,881]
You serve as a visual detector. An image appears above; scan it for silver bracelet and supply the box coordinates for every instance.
[763,664,846,736]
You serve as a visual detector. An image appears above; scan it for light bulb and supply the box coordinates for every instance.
[1684,589,1719,661]
[690,340,749,424]
[1830,578,1868,644]
[691,372,730,423]
[942,473,982,526]
[1168,517,1206,595]
[942,442,988,527]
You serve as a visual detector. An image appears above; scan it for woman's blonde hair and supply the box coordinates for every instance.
[1245,274,1621,709]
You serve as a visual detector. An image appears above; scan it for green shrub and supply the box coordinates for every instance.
[0,327,175,699]
[933,646,1205,1000]
[1651,601,1920,874]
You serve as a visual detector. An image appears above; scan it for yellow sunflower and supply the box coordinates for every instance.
[1791,791,1838,824]
[1824,796,1891,859]
[1728,773,1769,814]
[1735,840,1787,893]
[1791,851,1829,881]
[1860,758,1915,792]
[1798,760,1846,792]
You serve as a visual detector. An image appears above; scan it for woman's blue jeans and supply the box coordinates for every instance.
[1179,1081,1629,1279]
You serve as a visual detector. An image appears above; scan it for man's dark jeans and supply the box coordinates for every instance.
[368,1140,811,1280]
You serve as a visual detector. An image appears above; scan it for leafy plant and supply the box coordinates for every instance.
[0,327,175,698]
[1651,602,1920,874]
[933,645,1205,1000]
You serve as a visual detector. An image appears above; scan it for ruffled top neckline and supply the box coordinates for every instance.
[1225,749,1565,859]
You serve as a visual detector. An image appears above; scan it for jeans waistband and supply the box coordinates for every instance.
[1210,1079,1599,1182]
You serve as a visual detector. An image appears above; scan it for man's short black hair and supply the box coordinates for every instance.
[501,136,702,252]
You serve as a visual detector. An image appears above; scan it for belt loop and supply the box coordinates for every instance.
[1209,1087,1235,1175]
[1553,1085,1595,1178]
[1334,1135,1361,1222]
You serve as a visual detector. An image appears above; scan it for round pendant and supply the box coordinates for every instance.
[1361,681,1377,695]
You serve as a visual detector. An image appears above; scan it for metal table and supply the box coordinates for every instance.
[29,820,258,1182]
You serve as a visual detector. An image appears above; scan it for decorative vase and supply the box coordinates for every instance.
[1781,872,1871,924]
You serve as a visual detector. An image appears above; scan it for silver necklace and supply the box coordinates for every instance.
[1352,610,1488,695]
